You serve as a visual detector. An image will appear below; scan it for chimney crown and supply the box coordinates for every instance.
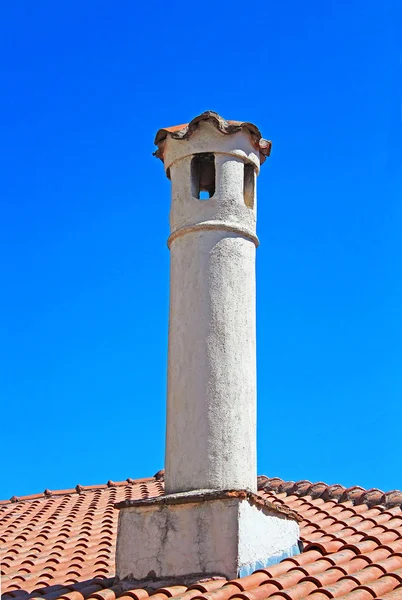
[154,111,272,165]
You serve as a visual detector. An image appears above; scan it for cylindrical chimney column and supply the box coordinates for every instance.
[154,112,271,495]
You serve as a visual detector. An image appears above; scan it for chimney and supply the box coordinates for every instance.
[115,112,300,586]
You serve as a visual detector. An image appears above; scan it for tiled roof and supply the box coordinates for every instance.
[153,111,272,164]
[2,474,402,600]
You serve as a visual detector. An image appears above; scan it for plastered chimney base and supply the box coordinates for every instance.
[115,490,300,586]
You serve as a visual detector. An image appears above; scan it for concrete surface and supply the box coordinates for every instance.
[115,491,300,585]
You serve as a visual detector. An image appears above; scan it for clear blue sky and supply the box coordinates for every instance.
[1,1,401,500]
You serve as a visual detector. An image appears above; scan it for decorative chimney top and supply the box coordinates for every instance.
[115,112,300,587]
[154,111,272,164]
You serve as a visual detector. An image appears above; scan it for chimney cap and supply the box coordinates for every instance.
[154,111,271,164]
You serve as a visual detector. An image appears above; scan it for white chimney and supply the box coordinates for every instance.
[115,112,300,586]
[162,113,265,495]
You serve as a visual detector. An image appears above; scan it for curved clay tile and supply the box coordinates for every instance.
[154,111,272,164]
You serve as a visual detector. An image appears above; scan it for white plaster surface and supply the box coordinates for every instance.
[164,125,260,495]
[237,501,300,570]
[163,121,261,175]
[169,153,257,245]
[116,498,238,582]
[115,495,300,583]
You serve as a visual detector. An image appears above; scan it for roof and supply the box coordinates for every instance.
[2,474,402,600]
[153,111,272,164]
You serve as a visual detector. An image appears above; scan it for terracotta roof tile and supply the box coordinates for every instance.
[2,475,402,600]
[153,111,272,164]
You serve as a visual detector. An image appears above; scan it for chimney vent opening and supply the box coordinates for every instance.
[243,163,255,209]
[191,153,215,200]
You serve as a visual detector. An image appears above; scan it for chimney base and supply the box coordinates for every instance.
[115,489,301,586]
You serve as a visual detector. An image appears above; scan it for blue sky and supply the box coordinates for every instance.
[1,1,401,500]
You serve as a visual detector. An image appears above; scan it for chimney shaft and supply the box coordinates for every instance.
[159,113,269,494]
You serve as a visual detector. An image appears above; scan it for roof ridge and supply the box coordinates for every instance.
[3,473,401,510]
[257,476,402,511]
[0,476,158,506]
